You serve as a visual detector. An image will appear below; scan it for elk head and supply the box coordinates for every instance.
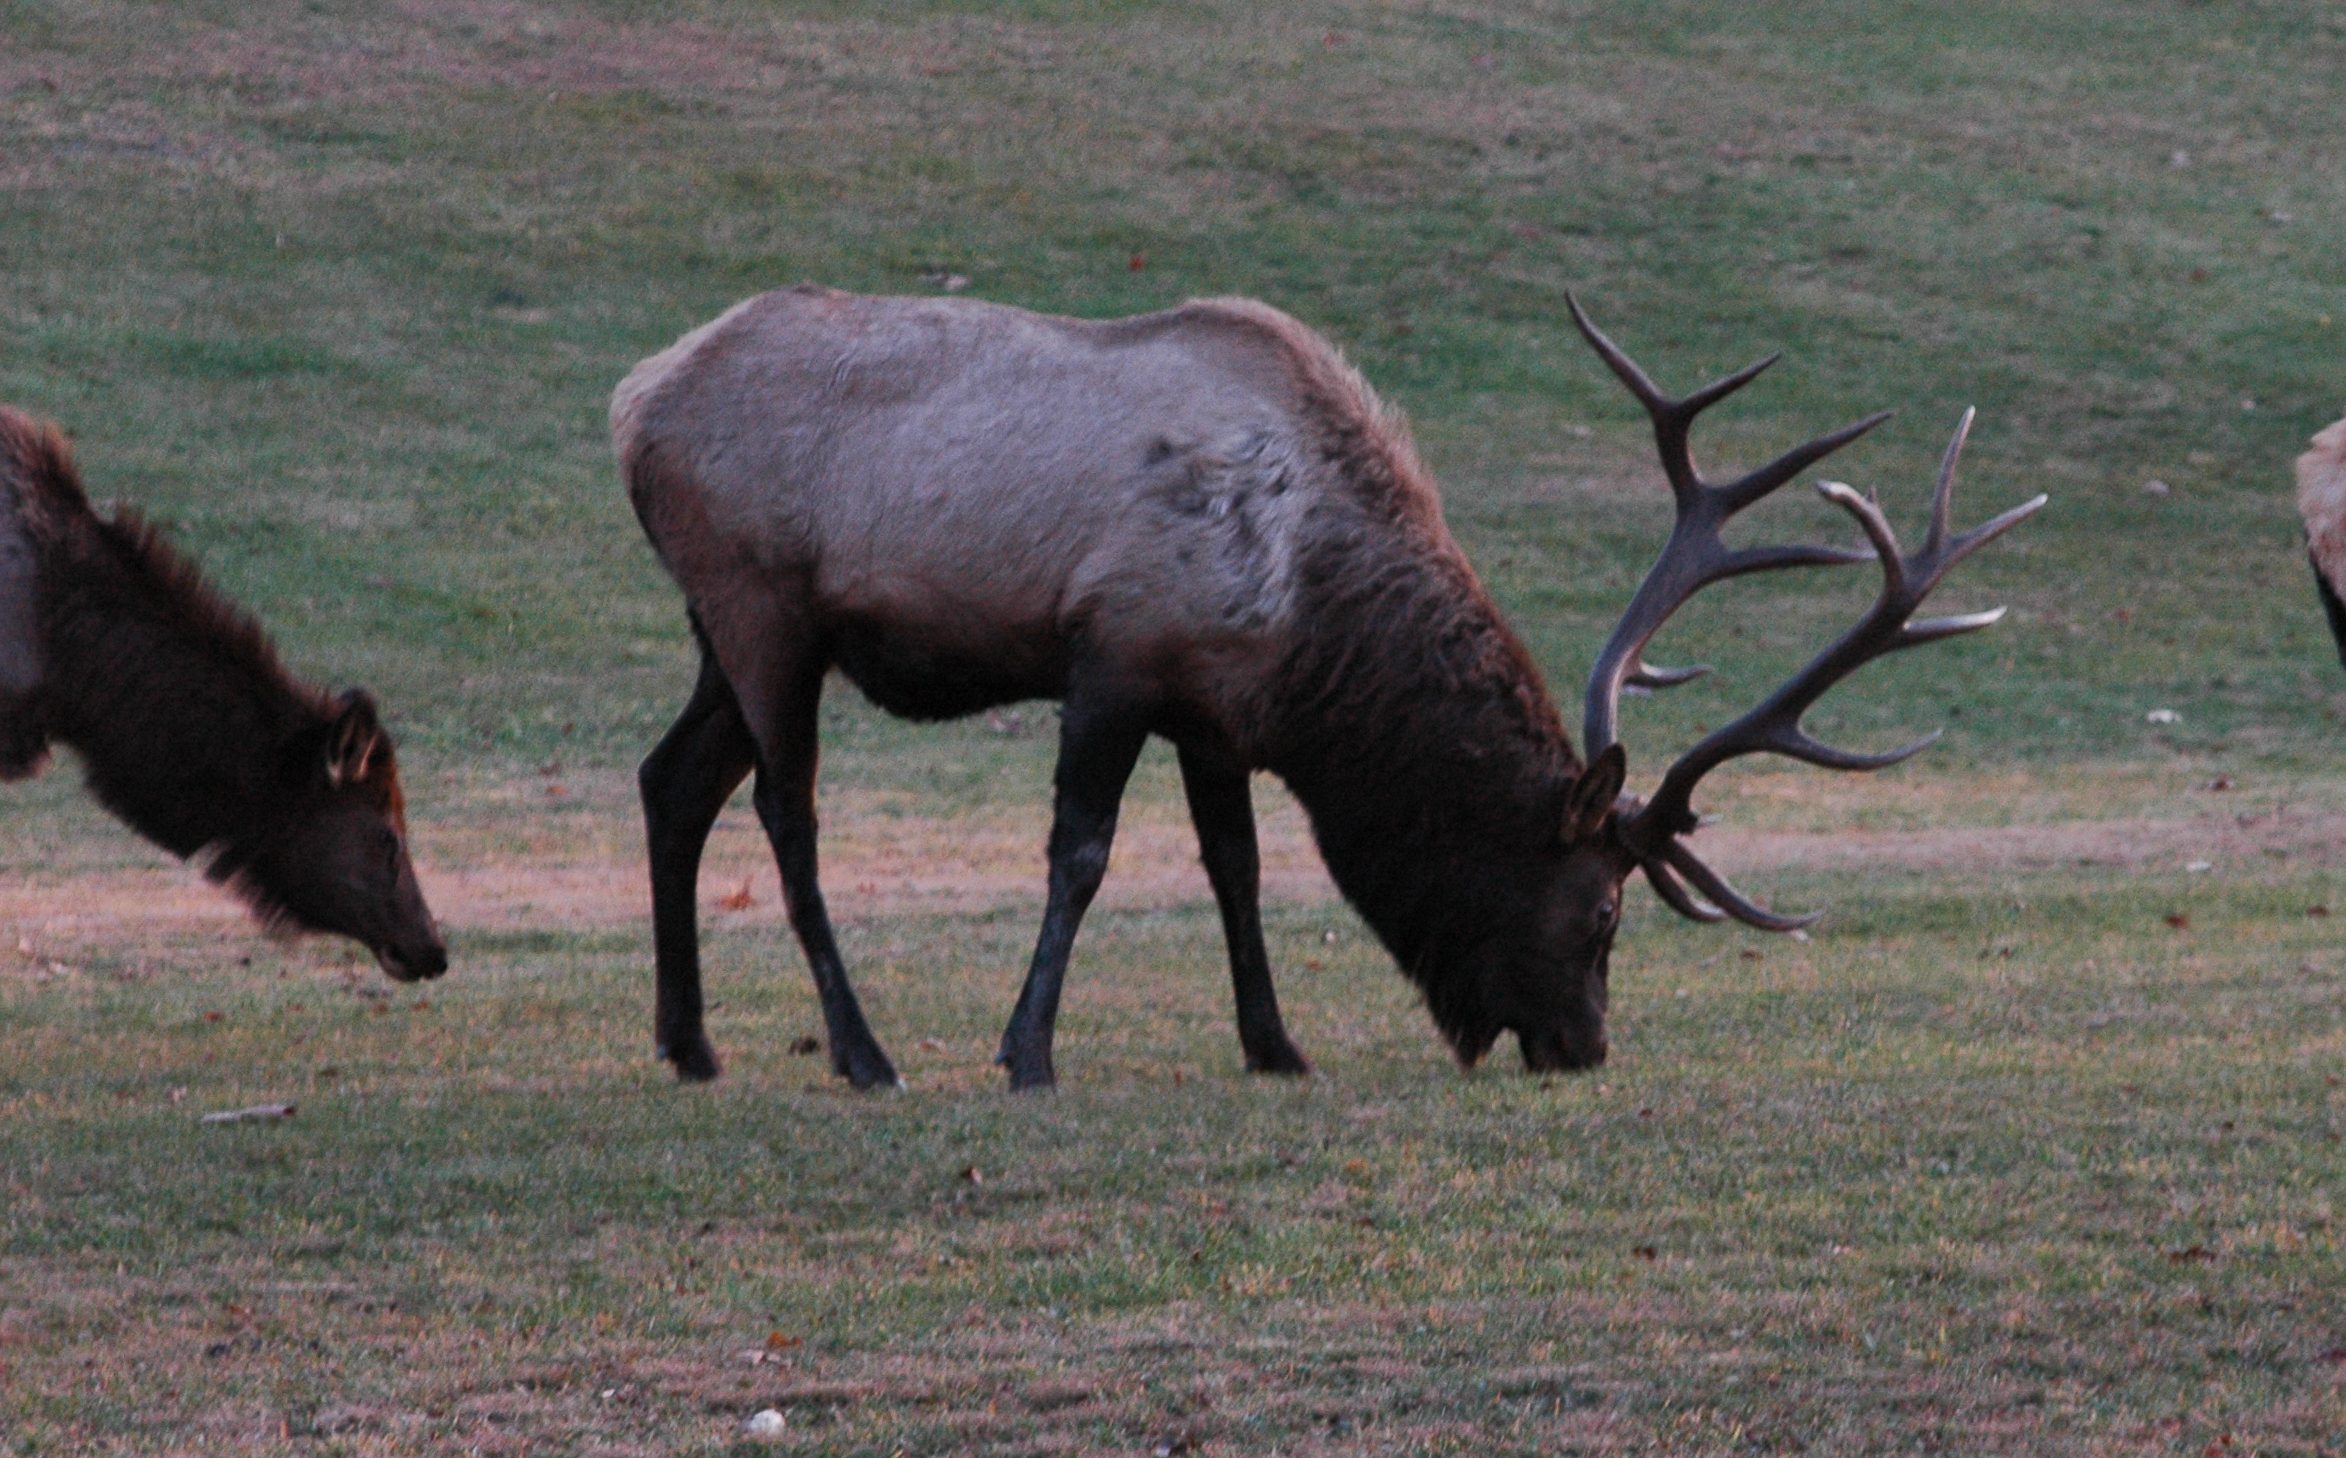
[218,690,448,982]
[1501,297,2045,1073]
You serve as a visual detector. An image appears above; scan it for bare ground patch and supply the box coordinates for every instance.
[6,784,2343,965]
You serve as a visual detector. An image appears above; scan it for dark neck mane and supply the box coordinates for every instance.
[1261,390,1581,981]
[37,500,333,867]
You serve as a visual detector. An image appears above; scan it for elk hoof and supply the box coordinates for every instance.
[835,1044,901,1092]
[1245,1039,1312,1077]
[1001,1046,1057,1092]
[661,1039,722,1083]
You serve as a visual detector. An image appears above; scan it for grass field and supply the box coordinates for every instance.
[4,2,2345,1453]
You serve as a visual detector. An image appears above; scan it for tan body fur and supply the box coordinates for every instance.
[2297,415,2346,592]
[614,286,1484,759]
[2296,415,2346,666]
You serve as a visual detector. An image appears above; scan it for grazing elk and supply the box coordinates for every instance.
[2297,414,2346,666]
[0,407,445,980]
[614,286,2040,1090]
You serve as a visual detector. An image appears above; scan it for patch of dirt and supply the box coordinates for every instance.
[4,799,2340,959]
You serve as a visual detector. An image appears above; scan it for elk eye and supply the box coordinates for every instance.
[1596,899,1618,928]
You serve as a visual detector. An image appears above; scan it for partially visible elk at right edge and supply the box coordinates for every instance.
[614,285,2043,1091]
[2297,413,2346,666]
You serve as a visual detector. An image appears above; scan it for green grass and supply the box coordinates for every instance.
[5,868,2343,1453]
[5,1,2346,1452]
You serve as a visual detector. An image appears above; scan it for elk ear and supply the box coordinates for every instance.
[325,690,383,789]
[1561,744,1627,844]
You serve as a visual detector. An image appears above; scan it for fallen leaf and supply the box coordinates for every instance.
[788,1035,821,1056]
[1127,253,1147,271]
[764,1330,803,1351]
[2308,905,2330,918]
[1632,1245,1659,1262]
[2165,1244,2216,1264]
[717,877,756,912]
[2164,913,2190,931]
[959,1165,984,1185]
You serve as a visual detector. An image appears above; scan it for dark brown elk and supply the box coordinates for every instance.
[0,408,445,980]
[2297,415,2346,666]
[613,286,2040,1090]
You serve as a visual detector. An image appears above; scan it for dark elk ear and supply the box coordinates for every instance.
[1561,744,1627,844]
[326,690,384,788]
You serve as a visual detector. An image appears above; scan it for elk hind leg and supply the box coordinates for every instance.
[738,647,899,1091]
[1176,744,1308,1076]
[639,639,755,1081]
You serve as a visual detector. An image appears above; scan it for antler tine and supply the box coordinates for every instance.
[1640,857,1728,924]
[1622,412,2043,932]
[1567,291,1781,501]
[1570,294,1885,758]
[1658,840,1823,932]
[1927,407,1973,552]
[1626,659,1711,690]
[1722,409,1897,514]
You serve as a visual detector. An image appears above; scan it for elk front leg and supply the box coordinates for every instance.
[639,646,755,1082]
[996,698,1150,1091]
[1175,744,1308,1076]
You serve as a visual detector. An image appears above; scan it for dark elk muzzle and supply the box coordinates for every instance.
[1520,1025,1606,1073]
[374,928,448,982]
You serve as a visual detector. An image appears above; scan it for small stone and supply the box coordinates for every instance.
[2146,708,2180,725]
[743,1408,787,1439]
[2141,478,2171,496]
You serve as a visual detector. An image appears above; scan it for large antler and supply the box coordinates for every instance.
[1571,299,2047,931]
[1570,294,1888,759]
[1622,413,2046,929]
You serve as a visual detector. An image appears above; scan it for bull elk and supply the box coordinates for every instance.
[0,407,445,981]
[612,286,2041,1090]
